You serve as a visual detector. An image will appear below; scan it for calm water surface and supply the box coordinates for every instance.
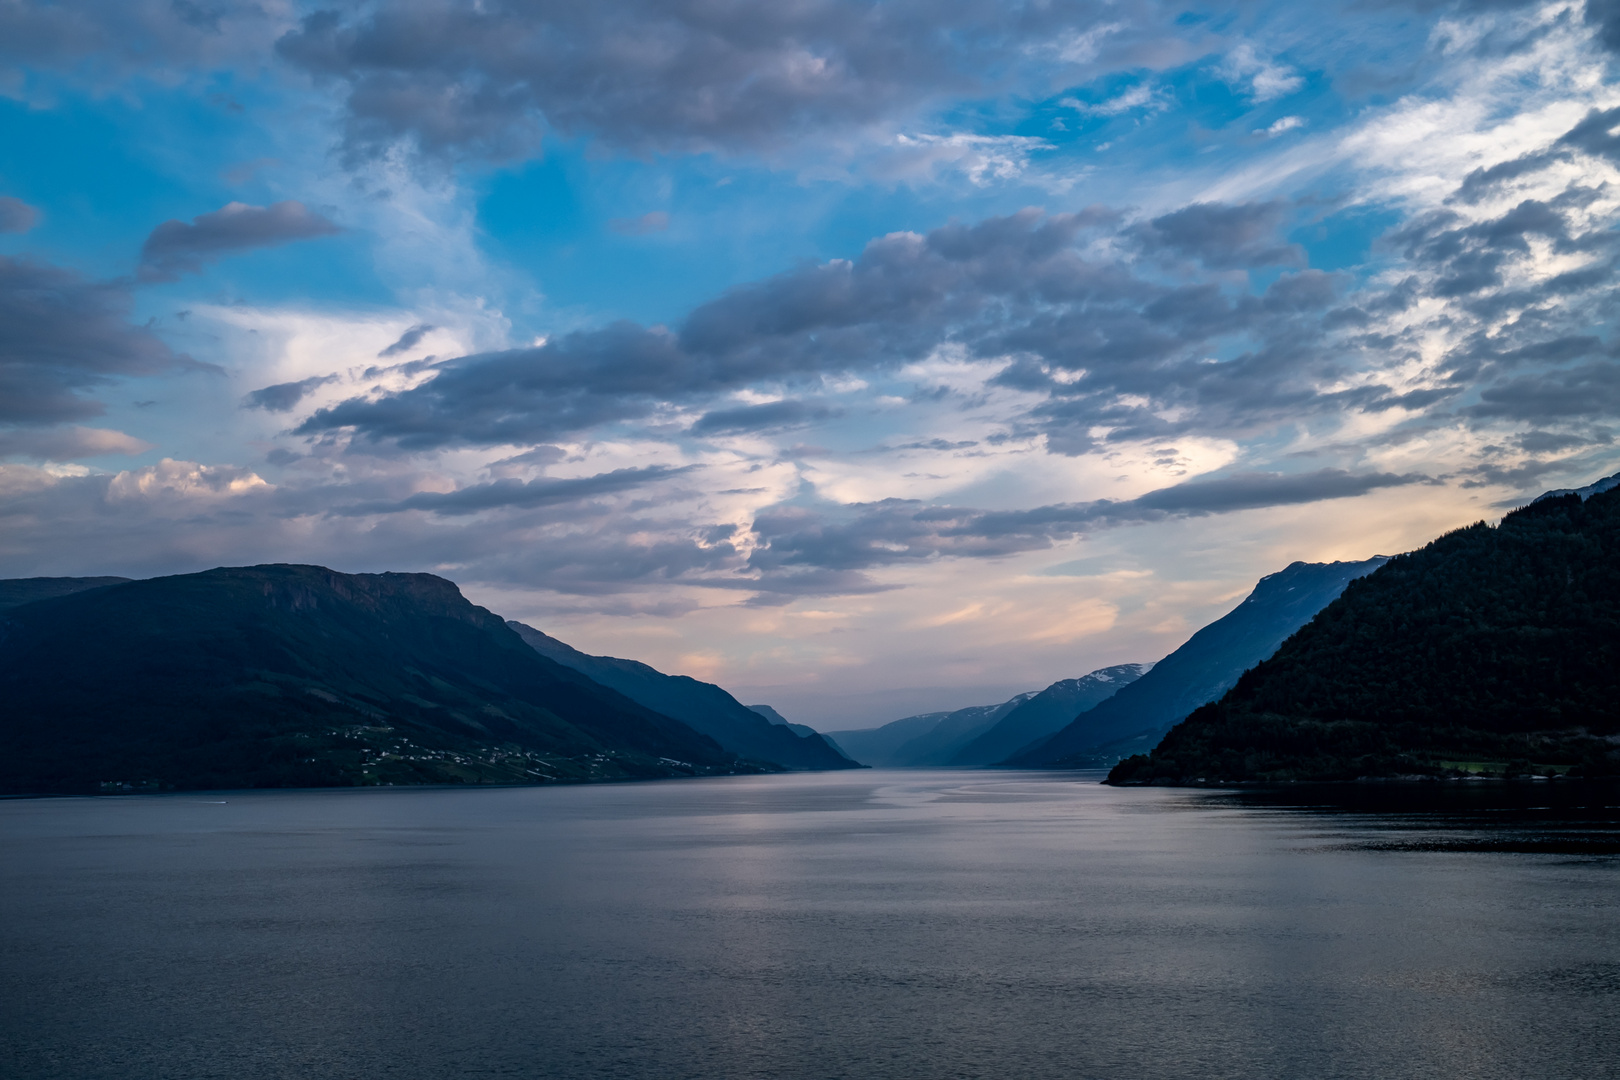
[3,770,1618,1079]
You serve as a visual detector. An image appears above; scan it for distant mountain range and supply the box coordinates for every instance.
[0,565,823,795]
[828,664,1147,767]
[1008,557,1389,767]
[744,704,822,739]
[952,665,1151,766]
[508,622,856,771]
[1109,475,1620,783]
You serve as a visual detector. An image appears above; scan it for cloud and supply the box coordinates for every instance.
[1586,0,1620,52]
[378,323,436,358]
[292,94,1620,482]
[609,211,670,235]
[879,133,1054,186]
[301,205,1337,453]
[271,1,1186,164]
[0,1,287,85]
[242,375,339,413]
[1256,116,1304,138]
[1063,81,1159,116]
[1217,43,1303,102]
[691,400,837,436]
[0,196,39,233]
[1131,200,1305,269]
[743,469,1429,584]
[139,200,341,281]
[1468,362,1620,422]
[1453,104,1620,205]
[342,464,694,517]
[0,425,152,460]
[105,458,270,502]
[0,255,188,427]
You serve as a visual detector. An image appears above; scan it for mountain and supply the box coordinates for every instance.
[1108,482,1620,784]
[745,704,821,739]
[1009,557,1390,767]
[1534,469,1619,503]
[0,565,759,795]
[508,622,857,770]
[830,695,1036,767]
[824,711,968,767]
[948,664,1150,766]
[883,696,1038,766]
[0,576,130,612]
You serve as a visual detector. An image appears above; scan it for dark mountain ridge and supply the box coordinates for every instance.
[827,694,1036,767]
[826,665,1149,767]
[745,704,821,739]
[1009,557,1389,767]
[0,576,131,612]
[1108,482,1620,784]
[0,564,760,795]
[508,621,857,770]
[949,664,1150,766]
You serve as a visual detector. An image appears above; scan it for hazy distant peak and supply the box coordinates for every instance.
[1534,470,1620,503]
[746,704,791,726]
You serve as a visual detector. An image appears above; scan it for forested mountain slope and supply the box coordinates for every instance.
[508,621,856,770]
[0,565,753,794]
[1108,486,1620,783]
[1011,558,1388,767]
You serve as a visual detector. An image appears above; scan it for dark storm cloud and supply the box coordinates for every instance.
[745,469,1428,578]
[691,400,837,435]
[378,324,435,358]
[0,196,39,234]
[272,1,1185,162]
[342,464,694,516]
[243,374,338,412]
[0,255,189,427]
[139,201,342,281]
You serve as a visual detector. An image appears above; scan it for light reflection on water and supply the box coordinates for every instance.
[2,770,1617,1080]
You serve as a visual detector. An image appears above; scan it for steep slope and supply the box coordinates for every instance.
[1010,557,1389,767]
[885,696,1037,766]
[828,690,1054,767]
[508,622,856,770]
[745,704,821,739]
[0,576,130,612]
[824,712,960,767]
[0,565,751,795]
[1109,484,1620,784]
[948,664,1150,766]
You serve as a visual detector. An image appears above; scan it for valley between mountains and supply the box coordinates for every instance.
[2,472,1617,795]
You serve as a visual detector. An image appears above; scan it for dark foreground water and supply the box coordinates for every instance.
[3,771,1619,1080]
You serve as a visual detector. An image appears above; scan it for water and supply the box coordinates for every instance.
[2,770,1618,1080]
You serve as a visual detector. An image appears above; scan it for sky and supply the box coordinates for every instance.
[3,0,1619,728]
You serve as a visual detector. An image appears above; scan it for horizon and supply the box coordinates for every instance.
[4,1,1620,729]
